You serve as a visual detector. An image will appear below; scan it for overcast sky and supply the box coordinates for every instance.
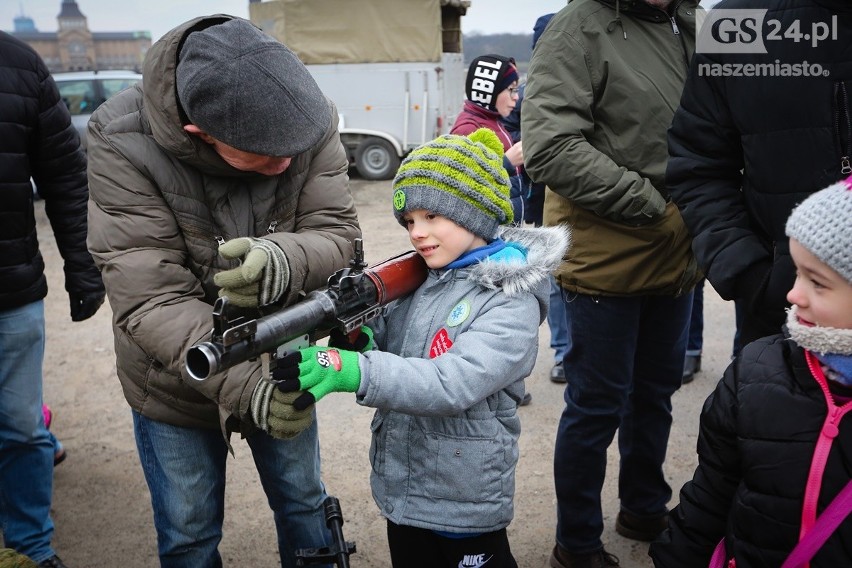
[2,0,722,42]
[1,1,573,41]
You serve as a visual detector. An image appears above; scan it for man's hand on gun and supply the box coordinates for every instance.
[250,382,314,439]
[214,237,290,308]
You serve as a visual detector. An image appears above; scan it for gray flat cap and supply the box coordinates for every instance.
[177,18,331,157]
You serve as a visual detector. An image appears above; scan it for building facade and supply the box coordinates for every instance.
[10,0,150,73]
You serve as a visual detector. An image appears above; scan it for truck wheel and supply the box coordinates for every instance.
[354,138,400,180]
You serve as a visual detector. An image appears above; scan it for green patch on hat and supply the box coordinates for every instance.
[393,189,406,211]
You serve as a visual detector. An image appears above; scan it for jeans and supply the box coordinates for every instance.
[553,292,691,554]
[548,278,570,362]
[133,411,331,568]
[686,279,704,356]
[0,301,56,563]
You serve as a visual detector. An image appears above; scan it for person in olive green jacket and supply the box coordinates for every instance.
[86,16,360,568]
[521,1,701,567]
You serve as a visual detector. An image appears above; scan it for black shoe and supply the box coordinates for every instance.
[520,392,532,406]
[681,354,702,384]
[615,510,669,542]
[549,545,620,568]
[39,555,69,568]
[550,361,567,383]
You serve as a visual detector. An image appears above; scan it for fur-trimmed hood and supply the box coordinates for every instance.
[467,225,570,297]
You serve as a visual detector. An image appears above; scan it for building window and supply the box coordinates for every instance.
[67,41,86,56]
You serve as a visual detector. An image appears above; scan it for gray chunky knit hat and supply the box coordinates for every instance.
[176,18,330,157]
[785,175,852,283]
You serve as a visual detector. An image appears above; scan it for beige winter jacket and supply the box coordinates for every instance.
[86,15,360,432]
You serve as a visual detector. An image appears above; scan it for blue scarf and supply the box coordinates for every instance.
[444,238,527,269]
[815,353,852,386]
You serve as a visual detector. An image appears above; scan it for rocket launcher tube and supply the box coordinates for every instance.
[185,244,427,381]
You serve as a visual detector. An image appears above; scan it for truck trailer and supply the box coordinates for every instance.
[249,0,470,180]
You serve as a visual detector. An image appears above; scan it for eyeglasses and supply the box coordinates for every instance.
[508,87,520,96]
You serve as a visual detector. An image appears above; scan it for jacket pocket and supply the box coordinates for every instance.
[419,434,500,502]
[369,411,385,476]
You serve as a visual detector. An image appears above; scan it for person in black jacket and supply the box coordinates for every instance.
[0,31,105,568]
[650,176,852,568]
[667,0,852,349]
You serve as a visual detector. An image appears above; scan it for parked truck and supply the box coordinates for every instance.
[249,0,469,180]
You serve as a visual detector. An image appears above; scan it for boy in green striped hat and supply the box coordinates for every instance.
[274,127,570,566]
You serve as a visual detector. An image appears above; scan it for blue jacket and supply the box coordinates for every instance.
[358,226,569,533]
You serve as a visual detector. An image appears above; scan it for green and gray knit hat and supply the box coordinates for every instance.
[392,128,513,240]
[785,174,852,283]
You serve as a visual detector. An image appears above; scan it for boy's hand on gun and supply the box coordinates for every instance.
[274,347,362,410]
[328,326,375,352]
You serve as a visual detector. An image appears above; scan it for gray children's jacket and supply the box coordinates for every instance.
[358,226,569,533]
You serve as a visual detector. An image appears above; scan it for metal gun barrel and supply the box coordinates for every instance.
[185,291,336,380]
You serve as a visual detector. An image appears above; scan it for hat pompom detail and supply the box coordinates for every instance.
[469,128,505,158]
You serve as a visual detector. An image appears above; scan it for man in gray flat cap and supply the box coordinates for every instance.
[86,15,360,567]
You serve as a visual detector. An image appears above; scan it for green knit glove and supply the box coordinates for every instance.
[250,380,314,439]
[214,237,290,308]
[273,347,362,410]
[0,548,38,568]
[328,326,375,352]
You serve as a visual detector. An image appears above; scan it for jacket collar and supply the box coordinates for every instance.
[463,100,501,121]
[465,226,570,296]
[595,0,693,22]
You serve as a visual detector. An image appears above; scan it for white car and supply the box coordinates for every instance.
[53,70,142,151]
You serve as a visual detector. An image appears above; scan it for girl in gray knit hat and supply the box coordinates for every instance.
[651,176,852,568]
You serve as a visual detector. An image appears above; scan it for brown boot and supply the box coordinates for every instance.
[549,545,620,568]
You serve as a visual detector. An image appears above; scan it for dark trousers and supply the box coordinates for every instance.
[387,521,517,568]
[553,292,691,554]
[687,278,704,354]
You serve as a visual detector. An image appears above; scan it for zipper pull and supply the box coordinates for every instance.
[267,220,279,234]
[215,236,225,246]
[824,406,842,438]
[842,156,851,174]
[670,17,680,35]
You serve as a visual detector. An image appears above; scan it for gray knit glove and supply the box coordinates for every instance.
[214,237,290,308]
[0,548,37,568]
[250,379,314,439]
